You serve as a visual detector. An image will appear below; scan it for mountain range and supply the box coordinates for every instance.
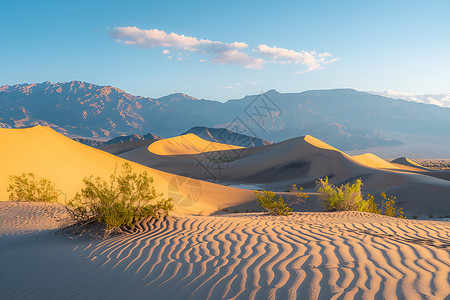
[1,81,449,155]
[183,126,271,147]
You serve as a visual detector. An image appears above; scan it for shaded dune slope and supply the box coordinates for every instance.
[391,157,431,171]
[120,135,450,214]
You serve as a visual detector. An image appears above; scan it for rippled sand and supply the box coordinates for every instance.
[1,202,449,299]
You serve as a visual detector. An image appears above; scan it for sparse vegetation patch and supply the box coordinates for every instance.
[67,163,174,231]
[7,173,62,203]
[254,184,308,216]
[316,177,405,218]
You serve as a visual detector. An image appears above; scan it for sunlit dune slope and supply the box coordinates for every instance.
[352,153,399,169]
[147,133,243,155]
[0,126,255,214]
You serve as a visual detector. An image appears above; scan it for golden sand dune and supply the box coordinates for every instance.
[352,153,399,169]
[121,134,450,214]
[303,134,340,151]
[147,133,243,155]
[123,135,357,184]
[0,126,254,214]
[1,202,449,299]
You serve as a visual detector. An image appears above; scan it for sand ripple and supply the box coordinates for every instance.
[81,212,450,299]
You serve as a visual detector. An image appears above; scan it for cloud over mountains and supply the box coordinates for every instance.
[109,26,338,73]
[369,90,450,108]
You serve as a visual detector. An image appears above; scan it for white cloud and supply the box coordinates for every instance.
[221,83,242,89]
[382,89,415,98]
[109,26,338,73]
[110,26,263,69]
[369,90,450,108]
[254,44,339,74]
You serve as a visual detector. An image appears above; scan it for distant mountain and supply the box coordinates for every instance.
[105,133,161,145]
[71,137,106,147]
[72,132,161,147]
[183,126,272,147]
[2,81,450,153]
[0,81,155,137]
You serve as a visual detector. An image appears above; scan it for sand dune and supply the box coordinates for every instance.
[121,134,450,214]
[352,153,399,169]
[391,156,431,171]
[2,128,450,299]
[1,201,449,299]
[0,126,255,214]
[148,133,243,155]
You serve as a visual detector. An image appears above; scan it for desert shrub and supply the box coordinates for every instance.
[7,173,61,203]
[316,177,405,218]
[316,177,363,211]
[254,184,308,216]
[380,192,405,218]
[357,194,381,214]
[67,163,174,230]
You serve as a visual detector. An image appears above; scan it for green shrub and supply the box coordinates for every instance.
[380,192,404,218]
[316,177,363,211]
[357,194,381,214]
[254,184,308,216]
[67,163,173,230]
[7,173,61,203]
[316,177,405,218]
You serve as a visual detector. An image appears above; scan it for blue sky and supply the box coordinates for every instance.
[1,0,449,101]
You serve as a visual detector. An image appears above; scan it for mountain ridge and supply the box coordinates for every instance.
[1,81,449,154]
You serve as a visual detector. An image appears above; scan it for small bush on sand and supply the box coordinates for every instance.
[254,184,308,216]
[67,163,174,231]
[7,173,61,203]
[316,177,405,218]
[316,177,363,211]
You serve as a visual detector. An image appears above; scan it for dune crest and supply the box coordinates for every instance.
[352,153,399,169]
[391,156,430,170]
[303,134,340,151]
[147,133,243,156]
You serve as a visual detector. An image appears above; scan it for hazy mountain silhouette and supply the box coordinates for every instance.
[1,81,449,152]
[183,126,272,147]
[72,132,161,147]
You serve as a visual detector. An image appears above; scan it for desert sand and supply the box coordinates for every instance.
[1,201,449,299]
[147,133,243,155]
[1,126,449,299]
[0,126,255,215]
[121,134,450,215]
